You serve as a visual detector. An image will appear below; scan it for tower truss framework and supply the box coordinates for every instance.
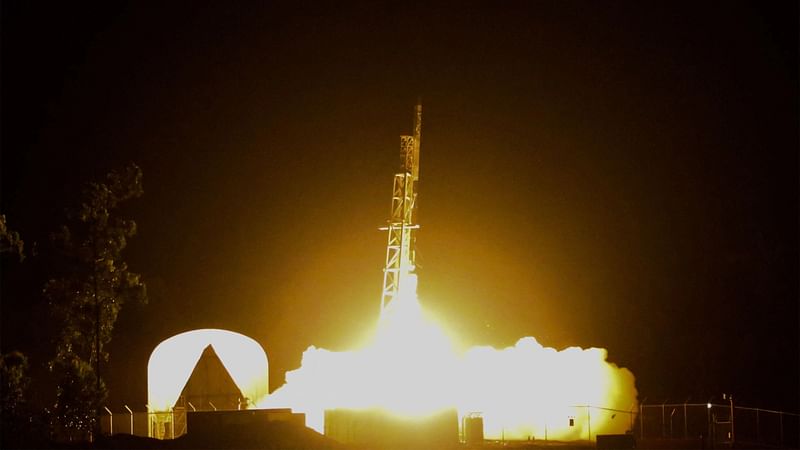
[380,103,422,312]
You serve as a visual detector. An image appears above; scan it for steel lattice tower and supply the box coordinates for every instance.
[380,103,422,312]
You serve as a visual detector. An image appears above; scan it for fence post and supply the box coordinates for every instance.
[661,402,666,438]
[104,407,113,435]
[587,405,592,442]
[683,401,688,439]
[755,409,760,443]
[629,407,633,434]
[640,401,645,440]
[124,405,133,435]
[670,408,676,438]
[729,395,735,445]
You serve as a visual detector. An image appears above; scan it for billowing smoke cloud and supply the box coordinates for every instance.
[261,277,637,440]
[457,338,638,440]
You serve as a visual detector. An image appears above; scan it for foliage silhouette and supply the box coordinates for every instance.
[44,163,147,440]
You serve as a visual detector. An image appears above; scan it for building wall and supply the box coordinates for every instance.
[324,408,459,448]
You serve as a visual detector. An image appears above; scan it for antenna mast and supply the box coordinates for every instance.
[380,102,422,312]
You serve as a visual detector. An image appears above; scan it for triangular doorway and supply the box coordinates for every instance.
[175,344,245,411]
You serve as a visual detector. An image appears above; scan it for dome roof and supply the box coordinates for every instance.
[147,329,268,411]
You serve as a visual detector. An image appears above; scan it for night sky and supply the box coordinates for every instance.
[2,2,797,413]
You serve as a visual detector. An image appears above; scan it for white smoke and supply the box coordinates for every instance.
[261,282,637,440]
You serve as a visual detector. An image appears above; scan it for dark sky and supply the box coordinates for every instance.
[2,2,797,413]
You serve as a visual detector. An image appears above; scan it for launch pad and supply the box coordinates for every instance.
[117,103,640,447]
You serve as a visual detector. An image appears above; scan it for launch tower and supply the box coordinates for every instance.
[380,103,422,313]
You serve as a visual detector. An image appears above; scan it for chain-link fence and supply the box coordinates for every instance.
[100,408,187,439]
[100,402,798,447]
[639,402,799,448]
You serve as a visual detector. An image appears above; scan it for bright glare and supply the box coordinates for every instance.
[148,329,269,412]
[261,276,638,441]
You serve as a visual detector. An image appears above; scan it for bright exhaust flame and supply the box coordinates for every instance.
[261,275,637,441]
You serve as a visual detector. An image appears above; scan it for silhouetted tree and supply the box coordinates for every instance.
[0,214,25,260]
[0,351,31,425]
[44,163,147,440]
[0,218,34,447]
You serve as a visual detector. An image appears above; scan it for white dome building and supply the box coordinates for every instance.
[147,329,269,437]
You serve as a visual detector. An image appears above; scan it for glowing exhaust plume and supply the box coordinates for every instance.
[261,276,637,441]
